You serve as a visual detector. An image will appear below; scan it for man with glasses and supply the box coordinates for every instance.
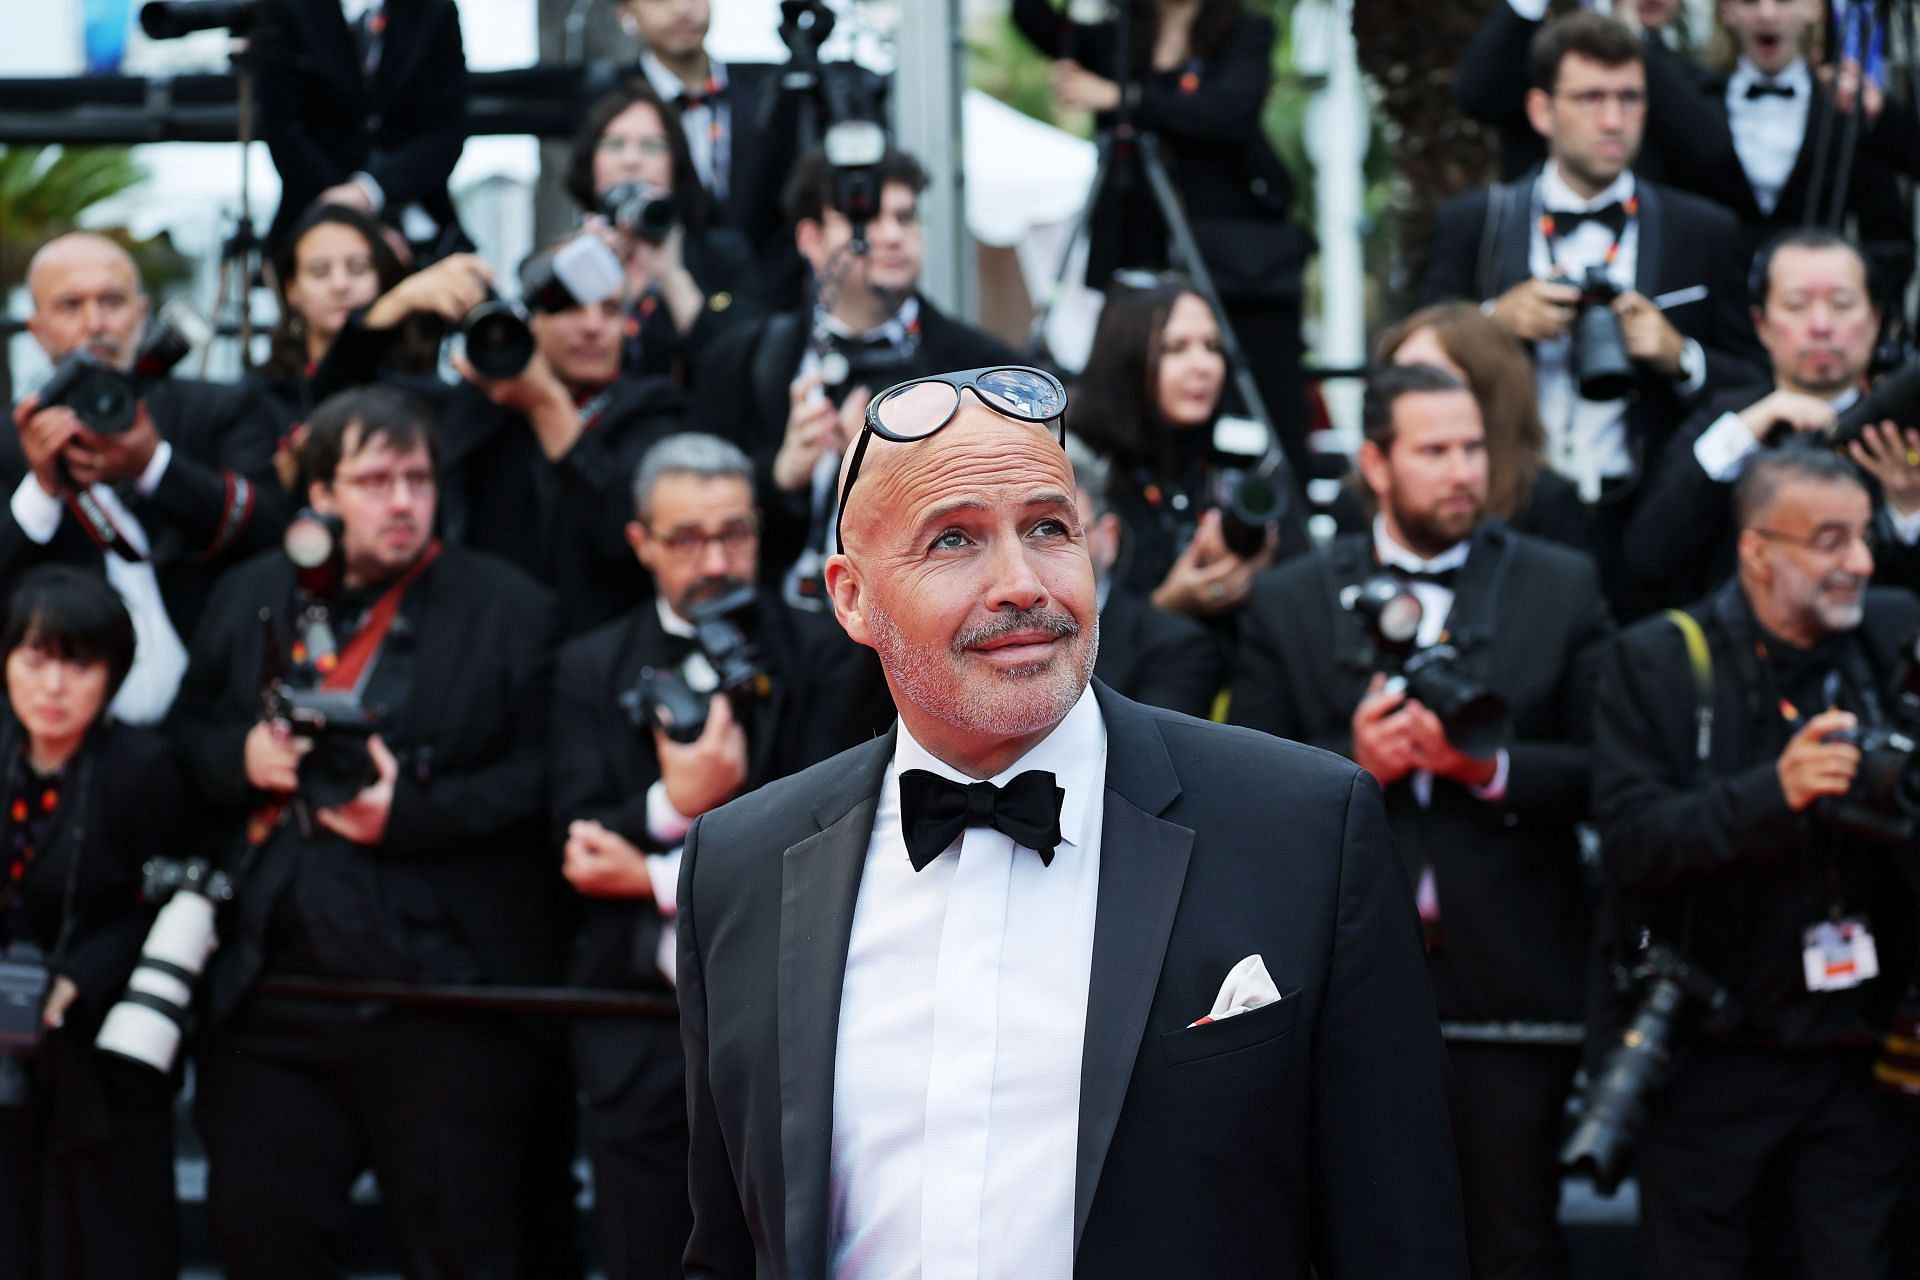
[1591,444,1920,1278]
[549,432,890,1280]
[168,387,568,1279]
[1422,10,1759,616]
[677,365,1469,1278]
[1628,229,1920,606]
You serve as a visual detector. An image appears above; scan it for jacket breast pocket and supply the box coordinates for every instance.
[1159,990,1299,1067]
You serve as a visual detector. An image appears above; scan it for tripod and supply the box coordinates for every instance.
[1023,2,1287,484]
[205,38,265,376]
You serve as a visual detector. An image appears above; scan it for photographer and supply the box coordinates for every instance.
[1230,364,1613,1280]
[565,80,762,386]
[551,432,889,1280]
[1064,433,1224,719]
[1591,446,1919,1278]
[423,245,688,637]
[689,145,1019,596]
[0,568,187,1280]
[167,387,566,1279]
[1627,230,1920,607]
[1421,12,1761,615]
[4,233,286,725]
[253,0,471,261]
[1012,0,1313,469]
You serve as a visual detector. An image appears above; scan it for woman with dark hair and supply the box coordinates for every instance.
[565,79,760,384]
[1013,0,1315,477]
[1375,303,1591,552]
[0,566,189,1279]
[1075,276,1298,620]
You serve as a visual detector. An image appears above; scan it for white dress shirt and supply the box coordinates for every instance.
[8,446,188,724]
[1727,57,1812,216]
[829,685,1106,1280]
[638,50,732,205]
[1373,517,1511,807]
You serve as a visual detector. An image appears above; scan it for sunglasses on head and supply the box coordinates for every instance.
[832,365,1069,553]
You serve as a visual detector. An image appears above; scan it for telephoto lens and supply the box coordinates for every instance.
[1218,470,1287,559]
[461,299,537,381]
[1570,267,1634,402]
[599,181,679,245]
[95,859,230,1073]
[1399,646,1512,757]
[1829,359,1920,451]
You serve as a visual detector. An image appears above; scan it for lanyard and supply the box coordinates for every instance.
[1537,193,1639,279]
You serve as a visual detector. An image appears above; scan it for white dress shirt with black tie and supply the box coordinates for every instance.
[1726,56,1812,216]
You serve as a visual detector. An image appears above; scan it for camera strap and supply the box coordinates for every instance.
[57,466,142,564]
[1663,609,1716,767]
[245,541,442,846]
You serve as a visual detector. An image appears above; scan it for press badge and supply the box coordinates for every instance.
[1803,918,1880,992]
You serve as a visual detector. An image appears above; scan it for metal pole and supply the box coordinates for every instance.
[889,0,971,319]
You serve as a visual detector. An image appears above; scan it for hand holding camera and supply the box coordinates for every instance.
[244,718,313,793]
[364,252,494,330]
[314,733,399,846]
[562,820,654,901]
[1151,509,1274,618]
[1489,277,1582,343]
[773,374,868,493]
[653,693,748,820]
[1844,421,1920,517]
[1352,673,1423,786]
[12,397,85,497]
[1610,289,1686,379]
[1778,708,1862,812]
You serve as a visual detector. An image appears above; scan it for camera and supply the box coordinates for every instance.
[1561,944,1733,1193]
[1827,358,1920,451]
[1811,630,1920,845]
[263,685,380,811]
[0,944,53,1106]
[138,0,256,38]
[460,236,625,380]
[619,585,770,743]
[1217,466,1291,560]
[599,182,678,245]
[1343,574,1513,756]
[94,858,234,1074]
[1552,265,1635,402]
[34,302,204,436]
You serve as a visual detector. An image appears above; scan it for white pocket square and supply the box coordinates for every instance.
[1187,954,1281,1028]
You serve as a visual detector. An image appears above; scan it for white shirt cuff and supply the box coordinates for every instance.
[133,439,172,497]
[1889,506,1920,546]
[1470,748,1511,802]
[646,849,683,918]
[645,778,695,847]
[1507,0,1549,18]
[1693,411,1762,483]
[1676,338,1708,396]
[9,474,63,544]
[350,171,386,214]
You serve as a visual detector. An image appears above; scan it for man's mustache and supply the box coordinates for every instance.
[953,607,1080,652]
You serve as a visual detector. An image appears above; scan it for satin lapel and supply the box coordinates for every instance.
[778,730,893,1280]
[1634,181,1666,299]
[1074,684,1192,1252]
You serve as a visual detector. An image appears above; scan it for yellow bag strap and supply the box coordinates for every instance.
[1663,608,1714,766]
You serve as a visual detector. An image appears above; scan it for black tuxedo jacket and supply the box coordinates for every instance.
[687,296,1022,575]
[1421,170,1763,486]
[254,0,469,254]
[167,546,566,1020]
[0,378,288,645]
[1624,384,1920,608]
[436,373,686,637]
[677,682,1468,1279]
[1228,522,1613,1023]
[1643,49,1920,296]
[1091,583,1224,719]
[551,594,892,1104]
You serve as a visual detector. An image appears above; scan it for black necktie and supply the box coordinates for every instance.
[898,769,1065,871]
[1745,81,1797,100]
[1548,201,1628,238]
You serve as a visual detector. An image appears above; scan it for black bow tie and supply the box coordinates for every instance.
[1392,566,1458,589]
[898,769,1065,871]
[1547,201,1628,238]
[678,84,725,112]
[1745,80,1797,100]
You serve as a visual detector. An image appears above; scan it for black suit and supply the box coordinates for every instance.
[677,682,1468,1279]
[1591,583,1920,1278]
[0,721,187,1280]
[1421,171,1763,614]
[168,545,567,1280]
[1643,52,1920,308]
[1092,583,1223,719]
[550,594,890,1280]
[688,296,1022,577]
[1229,522,1612,1279]
[254,0,469,256]
[0,378,288,650]
[437,373,686,637]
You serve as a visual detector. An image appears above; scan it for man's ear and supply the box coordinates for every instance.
[627,520,652,570]
[824,553,874,650]
[1357,438,1392,506]
[1524,85,1555,141]
[795,218,824,270]
[308,477,337,515]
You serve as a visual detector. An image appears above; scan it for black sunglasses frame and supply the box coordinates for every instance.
[831,366,1069,554]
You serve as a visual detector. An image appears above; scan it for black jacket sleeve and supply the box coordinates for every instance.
[1418,191,1490,306]
[132,381,288,564]
[1502,556,1613,822]
[549,632,659,852]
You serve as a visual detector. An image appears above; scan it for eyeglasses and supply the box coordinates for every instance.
[833,366,1069,553]
[649,518,759,559]
[1751,524,1877,556]
[336,467,436,498]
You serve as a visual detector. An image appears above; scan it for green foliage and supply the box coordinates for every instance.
[0,146,181,293]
